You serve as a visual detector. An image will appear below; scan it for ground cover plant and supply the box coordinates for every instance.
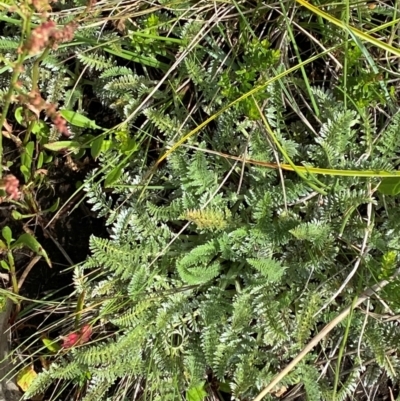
[3,0,400,400]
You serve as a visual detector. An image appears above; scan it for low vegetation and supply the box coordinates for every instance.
[2,0,400,400]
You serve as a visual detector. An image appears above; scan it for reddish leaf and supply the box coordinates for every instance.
[62,324,92,349]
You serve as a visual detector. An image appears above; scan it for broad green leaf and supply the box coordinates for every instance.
[43,153,53,163]
[44,141,81,152]
[0,260,10,270]
[122,138,139,154]
[20,165,31,182]
[218,382,231,393]
[2,226,12,246]
[104,165,123,187]
[0,239,7,250]
[11,210,36,220]
[186,383,207,401]
[12,233,51,267]
[12,210,26,220]
[378,177,400,195]
[20,141,34,181]
[37,151,44,169]
[60,110,102,129]
[101,140,113,153]
[91,135,104,159]
[32,120,50,136]
[42,337,61,353]
[23,141,34,160]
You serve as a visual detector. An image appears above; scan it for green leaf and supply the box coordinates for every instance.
[32,120,50,137]
[247,257,286,282]
[104,165,123,187]
[46,198,60,213]
[11,210,28,220]
[186,383,207,401]
[80,133,94,144]
[91,135,104,159]
[60,110,102,130]
[0,296,6,312]
[20,165,31,182]
[20,141,34,181]
[2,226,12,246]
[42,337,61,353]
[75,148,86,159]
[23,141,34,160]
[14,106,24,125]
[0,288,19,305]
[378,177,400,195]
[37,151,44,169]
[43,153,53,163]
[0,260,10,270]
[101,140,113,153]
[12,233,51,267]
[17,364,37,392]
[11,210,22,220]
[218,382,231,393]
[44,141,81,152]
[121,138,139,154]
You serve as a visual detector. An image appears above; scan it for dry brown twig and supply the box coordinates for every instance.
[17,255,42,291]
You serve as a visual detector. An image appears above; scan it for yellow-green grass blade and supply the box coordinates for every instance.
[295,0,400,57]
[154,17,400,166]
[205,149,400,178]
[253,96,327,195]
[155,46,337,166]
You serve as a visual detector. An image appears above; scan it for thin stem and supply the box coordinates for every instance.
[332,297,355,399]
[342,0,350,111]
[24,47,51,145]
[7,252,19,296]
[0,12,31,176]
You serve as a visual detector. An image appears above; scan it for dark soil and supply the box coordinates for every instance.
[1,136,108,350]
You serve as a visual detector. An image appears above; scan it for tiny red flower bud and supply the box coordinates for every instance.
[61,325,92,349]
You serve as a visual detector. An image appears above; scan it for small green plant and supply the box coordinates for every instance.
[0,226,51,296]
[3,0,400,401]
[23,30,400,401]
[219,38,280,119]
